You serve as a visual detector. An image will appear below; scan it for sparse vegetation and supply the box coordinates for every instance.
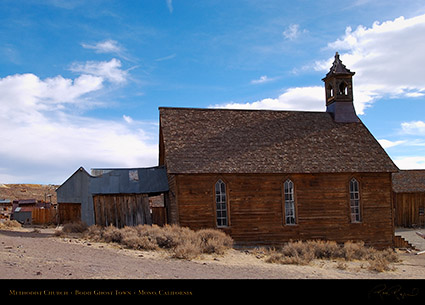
[263,240,400,272]
[0,219,22,229]
[57,223,234,260]
[54,223,400,271]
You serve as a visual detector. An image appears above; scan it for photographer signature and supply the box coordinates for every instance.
[369,284,420,301]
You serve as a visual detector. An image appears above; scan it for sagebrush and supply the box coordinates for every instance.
[71,223,234,259]
[264,240,399,272]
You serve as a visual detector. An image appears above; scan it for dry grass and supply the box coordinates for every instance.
[0,220,22,229]
[57,223,234,260]
[55,223,399,271]
[264,240,400,272]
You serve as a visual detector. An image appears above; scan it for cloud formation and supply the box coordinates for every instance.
[282,24,306,40]
[316,14,425,111]
[250,75,277,85]
[217,14,425,116]
[213,86,324,111]
[70,58,128,84]
[0,55,156,183]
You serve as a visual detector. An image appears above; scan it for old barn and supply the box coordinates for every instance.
[393,170,425,228]
[159,53,398,248]
[56,166,169,226]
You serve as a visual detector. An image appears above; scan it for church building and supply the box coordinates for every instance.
[159,53,398,248]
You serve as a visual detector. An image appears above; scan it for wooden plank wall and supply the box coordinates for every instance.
[174,173,394,248]
[58,203,81,224]
[32,207,57,225]
[151,207,167,226]
[93,194,152,228]
[394,192,425,227]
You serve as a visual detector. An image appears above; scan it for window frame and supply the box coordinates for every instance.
[283,179,297,226]
[214,179,229,228]
[349,178,362,223]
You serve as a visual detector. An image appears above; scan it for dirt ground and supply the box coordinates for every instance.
[1,227,425,279]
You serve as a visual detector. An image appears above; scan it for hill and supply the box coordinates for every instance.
[0,184,58,204]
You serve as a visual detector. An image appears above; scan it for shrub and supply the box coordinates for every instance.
[84,225,103,241]
[101,225,123,243]
[79,224,233,260]
[341,240,369,260]
[197,228,234,254]
[0,220,22,229]
[62,221,88,233]
[265,240,399,272]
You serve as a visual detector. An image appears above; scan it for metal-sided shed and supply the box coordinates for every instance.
[56,166,169,227]
[56,167,92,225]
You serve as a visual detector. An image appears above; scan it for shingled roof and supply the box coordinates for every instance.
[159,107,398,174]
[392,170,425,193]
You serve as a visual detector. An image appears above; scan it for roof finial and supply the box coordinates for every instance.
[335,52,340,60]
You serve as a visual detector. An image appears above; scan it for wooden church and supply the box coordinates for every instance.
[159,53,398,248]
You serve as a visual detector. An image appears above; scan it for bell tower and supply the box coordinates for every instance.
[322,52,359,123]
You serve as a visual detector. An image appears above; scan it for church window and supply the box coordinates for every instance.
[284,179,296,225]
[215,179,228,227]
[349,178,361,223]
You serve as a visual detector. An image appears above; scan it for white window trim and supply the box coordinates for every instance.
[215,179,228,227]
[284,179,296,225]
[349,178,361,223]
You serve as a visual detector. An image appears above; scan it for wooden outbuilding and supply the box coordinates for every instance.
[393,170,425,228]
[159,53,398,248]
[56,166,169,227]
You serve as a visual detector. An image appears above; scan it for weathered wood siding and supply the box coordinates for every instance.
[151,207,167,226]
[173,173,394,248]
[32,207,57,225]
[93,194,152,228]
[58,203,81,224]
[394,192,425,227]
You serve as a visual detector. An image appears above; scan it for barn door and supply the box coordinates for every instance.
[93,194,152,227]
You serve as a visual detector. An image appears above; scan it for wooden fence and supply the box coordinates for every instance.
[32,207,57,225]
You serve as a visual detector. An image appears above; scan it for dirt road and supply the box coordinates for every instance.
[1,228,425,279]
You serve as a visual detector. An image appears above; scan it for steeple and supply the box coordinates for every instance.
[322,52,359,123]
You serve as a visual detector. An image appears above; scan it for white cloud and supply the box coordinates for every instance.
[282,24,306,40]
[0,73,103,120]
[155,53,177,62]
[166,0,173,13]
[315,14,425,111]
[70,58,128,84]
[393,156,425,169]
[401,120,425,135]
[123,115,134,124]
[82,40,123,55]
[212,86,324,111]
[250,75,276,85]
[378,139,406,149]
[0,70,157,184]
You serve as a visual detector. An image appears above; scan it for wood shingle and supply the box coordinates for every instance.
[159,107,398,174]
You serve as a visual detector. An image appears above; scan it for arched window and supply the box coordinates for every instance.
[339,82,348,95]
[349,178,361,223]
[327,84,334,97]
[284,179,296,225]
[215,179,228,227]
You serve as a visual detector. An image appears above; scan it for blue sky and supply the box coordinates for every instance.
[1,0,425,184]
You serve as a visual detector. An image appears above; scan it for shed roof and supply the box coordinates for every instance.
[90,166,169,195]
[392,170,425,193]
[159,107,398,174]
